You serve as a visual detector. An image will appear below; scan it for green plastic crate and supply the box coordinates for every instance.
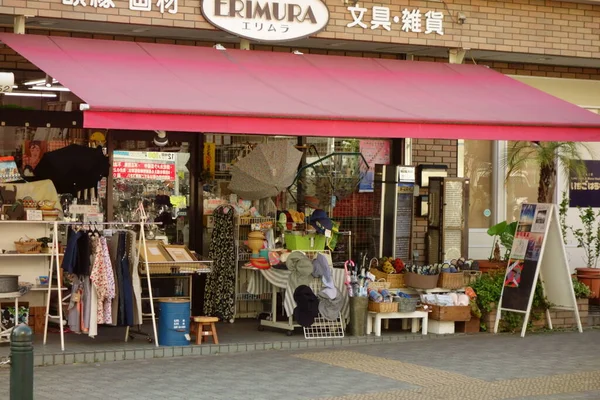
[285,233,326,251]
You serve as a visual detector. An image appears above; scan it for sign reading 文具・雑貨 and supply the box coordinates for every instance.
[347,4,444,35]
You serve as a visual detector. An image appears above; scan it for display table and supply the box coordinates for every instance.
[0,291,23,343]
[366,310,428,336]
[245,254,349,334]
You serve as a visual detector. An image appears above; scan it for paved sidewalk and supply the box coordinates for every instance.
[1,330,599,399]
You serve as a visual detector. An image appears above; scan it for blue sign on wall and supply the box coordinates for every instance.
[570,160,600,208]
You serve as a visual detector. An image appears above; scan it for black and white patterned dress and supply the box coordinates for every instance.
[203,205,236,321]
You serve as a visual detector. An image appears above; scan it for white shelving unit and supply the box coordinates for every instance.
[0,253,54,257]
[234,216,276,320]
[0,221,58,300]
[0,220,69,344]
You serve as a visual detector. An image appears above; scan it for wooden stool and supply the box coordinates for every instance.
[190,316,219,345]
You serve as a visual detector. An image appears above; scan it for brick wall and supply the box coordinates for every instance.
[416,56,600,80]
[1,26,598,80]
[483,299,591,332]
[1,0,599,58]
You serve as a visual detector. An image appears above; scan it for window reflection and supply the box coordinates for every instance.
[505,141,540,222]
[464,140,493,228]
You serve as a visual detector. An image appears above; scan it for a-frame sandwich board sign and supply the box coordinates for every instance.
[494,203,583,337]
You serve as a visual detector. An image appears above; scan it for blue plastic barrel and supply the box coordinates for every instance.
[158,299,190,346]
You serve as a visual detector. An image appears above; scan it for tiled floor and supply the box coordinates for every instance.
[0,318,448,366]
[1,329,599,399]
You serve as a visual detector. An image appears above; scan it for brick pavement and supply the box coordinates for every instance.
[0,330,599,399]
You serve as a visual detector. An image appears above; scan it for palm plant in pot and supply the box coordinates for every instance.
[505,141,588,204]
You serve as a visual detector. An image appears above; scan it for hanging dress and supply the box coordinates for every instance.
[203,205,236,321]
[90,237,116,324]
[118,231,135,326]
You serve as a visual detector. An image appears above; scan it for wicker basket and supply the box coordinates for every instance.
[426,304,471,321]
[15,237,42,254]
[438,272,465,290]
[404,272,439,289]
[368,301,398,313]
[463,271,482,286]
[367,279,391,290]
[395,296,418,313]
[371,269,406,288]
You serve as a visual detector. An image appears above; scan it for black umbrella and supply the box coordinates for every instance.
[34,144,109,195]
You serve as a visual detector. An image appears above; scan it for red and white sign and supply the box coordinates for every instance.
[113,161,176,180]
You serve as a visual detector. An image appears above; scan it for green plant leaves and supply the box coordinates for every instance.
[487,221,507,237]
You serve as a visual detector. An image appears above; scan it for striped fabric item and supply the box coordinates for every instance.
[246,255,349,319]
[244,268,272,295]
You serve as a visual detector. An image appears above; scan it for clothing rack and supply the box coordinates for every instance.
[43,203,161,351]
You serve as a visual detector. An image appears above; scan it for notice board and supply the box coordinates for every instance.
[495,203,582,337]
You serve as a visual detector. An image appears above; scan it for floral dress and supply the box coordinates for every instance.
[203,206,236,321]
[90,237,116,324]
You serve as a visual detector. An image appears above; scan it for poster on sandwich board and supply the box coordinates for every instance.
[494,203,582,337]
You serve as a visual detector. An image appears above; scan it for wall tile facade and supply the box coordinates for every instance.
[0,0,598,58]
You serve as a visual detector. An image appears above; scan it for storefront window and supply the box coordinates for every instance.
[464,140,493,229]
[505,141,540,222]
[112,140,191,246]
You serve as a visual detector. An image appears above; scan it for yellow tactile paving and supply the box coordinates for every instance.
[296,351,600,400]
[294,350,483,387]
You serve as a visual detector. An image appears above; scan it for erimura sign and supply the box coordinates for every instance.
[201,0,330,42]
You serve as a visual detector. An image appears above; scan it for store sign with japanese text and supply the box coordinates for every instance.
[61,0,329,43]
[569,160,600,207]
[62,0,177,14]
[113,151,177,181]
[347,4,444,35]
[201,0,330,42]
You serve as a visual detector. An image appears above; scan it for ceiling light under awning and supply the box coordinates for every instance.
[4,91,57,98]
[24,78,58,86]
[28,86,70,92]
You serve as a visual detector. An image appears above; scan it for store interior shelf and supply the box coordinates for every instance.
[30,286,67,291]
[237,216,277,226]
[0,220,55,224]
[141,296,191,301]
[0,253,65,258]
[139,259,213,275]
[238,252,252,262]
[236,293,263,301]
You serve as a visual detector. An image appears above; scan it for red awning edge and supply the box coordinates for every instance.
[85,111,600,141]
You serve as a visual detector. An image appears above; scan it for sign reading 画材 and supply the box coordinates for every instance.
[62,0,177,14]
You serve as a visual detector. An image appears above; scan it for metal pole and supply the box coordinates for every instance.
[10,324,33,400]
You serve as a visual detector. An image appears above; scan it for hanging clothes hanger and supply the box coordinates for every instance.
[86,223,95,237]
[92,222,101,238]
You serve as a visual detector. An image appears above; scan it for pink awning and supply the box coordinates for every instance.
[2,33,600,140]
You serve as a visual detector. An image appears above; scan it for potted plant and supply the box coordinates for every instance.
[478,221,516,274]
[569,206,600,304]
[37,237,52,254]
[572,277,592,300]
[470,273,551,332]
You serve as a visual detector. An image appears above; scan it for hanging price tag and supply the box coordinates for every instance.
[324,229,332,238]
